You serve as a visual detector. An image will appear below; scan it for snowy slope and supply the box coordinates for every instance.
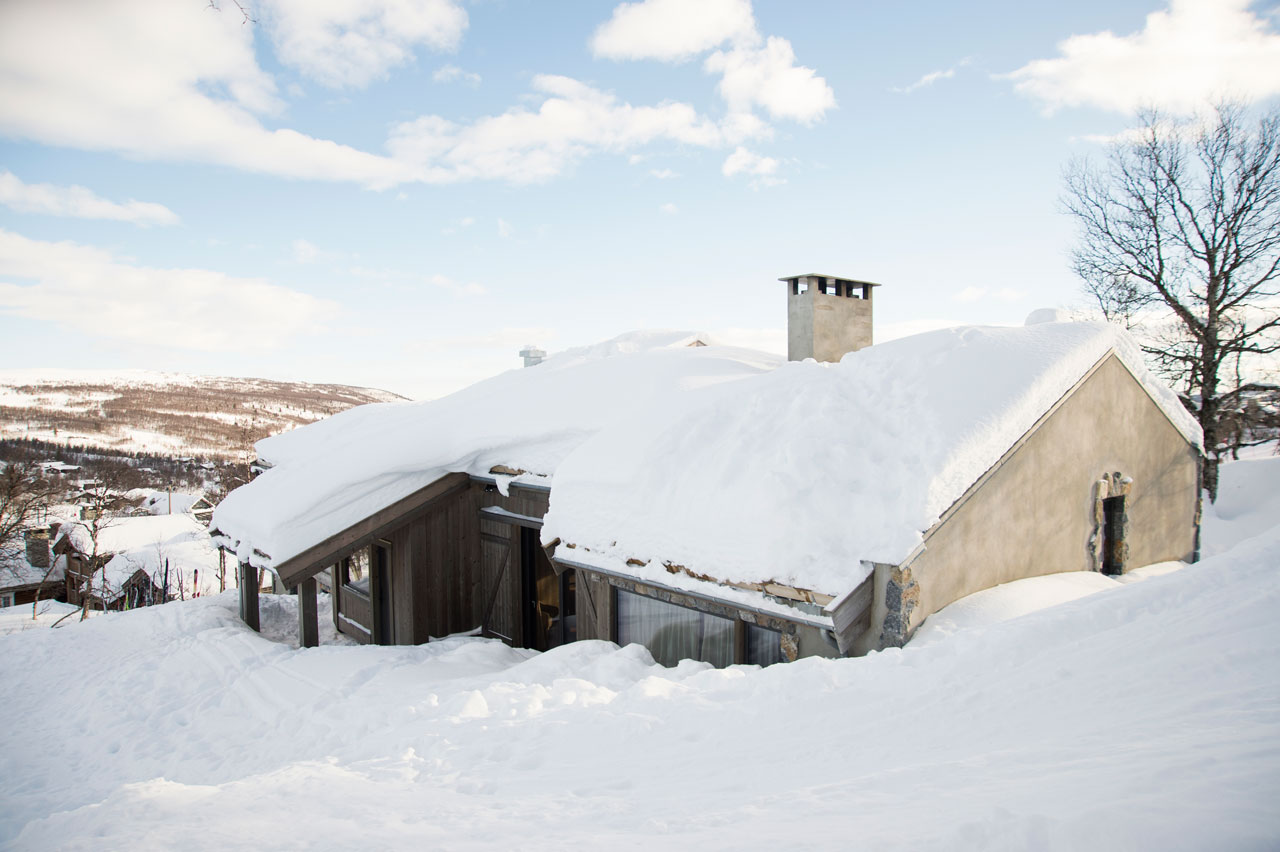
[0,369,403,459]
[1201,452,1280,557]
[3,486,1278,849]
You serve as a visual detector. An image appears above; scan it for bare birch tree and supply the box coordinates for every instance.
[1063,103,1280,500]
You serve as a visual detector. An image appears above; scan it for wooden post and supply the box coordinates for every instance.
[238,562,260,632]
[298,574,319,648]
[331,564,341,631]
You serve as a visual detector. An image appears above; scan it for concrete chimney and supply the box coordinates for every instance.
[24,527,50,570]
[519,345,546,368]
[780,273,879,362]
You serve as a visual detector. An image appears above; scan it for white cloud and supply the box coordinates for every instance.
[388,75,728,183]
[899,69,954,93]
[1004,0,1280,113]
[0,229,337,351]
[291,238,322,263]
[649,168,679,179]
[433,64,482,86]
[0,171,178,226]
[0,0,411,188]
[460,216,475,227]
[593,0,835,125]
[722,146,777,177]
[591,0,756,62]
[660,202,678,214]
[429,273,486,296]
[705,37,835,124]
[893,59,970,94]
[264,0,468,89]
[497,219,512,238]
[0,1,789,188]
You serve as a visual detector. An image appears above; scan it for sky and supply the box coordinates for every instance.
[1,0,1279,400]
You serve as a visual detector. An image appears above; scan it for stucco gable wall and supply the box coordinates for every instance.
[897,352,1199,640]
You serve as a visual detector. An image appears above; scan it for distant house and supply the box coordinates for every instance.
[213,277,1201,664]
[54,513,223,610]
[0,527,64,609]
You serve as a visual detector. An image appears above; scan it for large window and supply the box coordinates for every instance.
[616,589,735,668]
[746,624,783,666]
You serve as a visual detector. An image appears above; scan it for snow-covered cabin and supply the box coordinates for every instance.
[213,278,1202,663]
[54,513,223,610]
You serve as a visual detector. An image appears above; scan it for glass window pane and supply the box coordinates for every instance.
[746,624,783,667]
[343,548,370,595]
[616,589,734,668]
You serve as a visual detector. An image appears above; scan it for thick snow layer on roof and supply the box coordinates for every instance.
[0,548,63,589]
[544,321,1201,596]
[213,331,779,569]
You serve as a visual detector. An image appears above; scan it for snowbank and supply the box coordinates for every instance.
[0,600,80,634]
[545,321,1200,594]
[1,516,1277,849]
[214,331,778,569]
[909,570,1126,647]
[1202,453,1280,557]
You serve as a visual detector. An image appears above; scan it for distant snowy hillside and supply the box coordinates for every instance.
[2,457,1277,850]
[0,369,404,460]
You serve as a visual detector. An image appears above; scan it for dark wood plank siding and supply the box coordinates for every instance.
[576,570,614,642]
[389,525,417,644]
[338,585,372,636]
[474,481,550,646]
[328,476,553,646]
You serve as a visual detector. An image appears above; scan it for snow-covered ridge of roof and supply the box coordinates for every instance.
[213,331,780,570]
[542,321,1201,598]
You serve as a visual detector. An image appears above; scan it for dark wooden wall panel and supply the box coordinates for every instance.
[576,571,613,642]
[332,477,554,647]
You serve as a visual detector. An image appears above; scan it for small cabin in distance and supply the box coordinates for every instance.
[782,273,879,362]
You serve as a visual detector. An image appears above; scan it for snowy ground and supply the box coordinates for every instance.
[0,600,84,636]
[1,458,1278,850]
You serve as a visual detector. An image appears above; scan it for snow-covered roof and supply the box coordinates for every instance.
[56,513,221,603]
[542,321,1201,597]
[213,321,1199,600]
[213,331,780,569]
[0,545,63,589]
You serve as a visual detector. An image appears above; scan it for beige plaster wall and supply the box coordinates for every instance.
[897,353,1200,640]
[787,287,872,362]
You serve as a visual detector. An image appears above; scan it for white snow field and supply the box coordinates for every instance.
[1,459,1276,850]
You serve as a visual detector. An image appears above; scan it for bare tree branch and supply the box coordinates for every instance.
[1063,102,1280,499]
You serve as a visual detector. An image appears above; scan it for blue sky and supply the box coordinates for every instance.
[1,0,1278,398]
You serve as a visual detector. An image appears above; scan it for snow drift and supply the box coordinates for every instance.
[2,470,1277,849]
